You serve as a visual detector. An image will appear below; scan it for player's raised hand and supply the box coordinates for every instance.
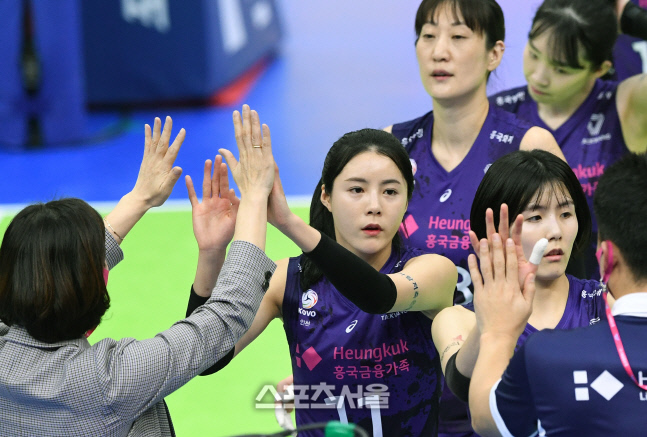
[186,155,240,253]
[220,104,274,200]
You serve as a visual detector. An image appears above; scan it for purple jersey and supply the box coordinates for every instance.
[490,80,630,234]
[465,275,606,349]
[610,0,647,81]
[282,246,440,437]
[391,105,532,306]
[391,106,532,437]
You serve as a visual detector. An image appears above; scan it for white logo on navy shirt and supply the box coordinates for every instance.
[587,114,605,136]
[302,290,318,309]
[440,189,452,202]
[300,290,319,317]
[573,370,624,401]
[346,320,358,333]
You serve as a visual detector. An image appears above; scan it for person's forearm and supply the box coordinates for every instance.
[276,212,321,253]
[193,248,228,297]
[104,192,153,244]
[469,332,518,436]
[233,194,270,251]
[455,324,482,378]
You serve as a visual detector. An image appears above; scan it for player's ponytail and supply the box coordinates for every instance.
[300,179,335,290]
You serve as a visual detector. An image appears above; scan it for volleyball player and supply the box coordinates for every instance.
[491,0,647,278]
[190,105,458,436]
[469,152,647,436]
[432,150,607,415]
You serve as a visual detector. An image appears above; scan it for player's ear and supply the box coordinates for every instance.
[320,185,332,212]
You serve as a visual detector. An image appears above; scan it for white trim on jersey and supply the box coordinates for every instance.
[489,379,538,437]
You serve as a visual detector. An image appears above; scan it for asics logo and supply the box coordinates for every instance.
[440,189,452,202]
[346,320,358,333]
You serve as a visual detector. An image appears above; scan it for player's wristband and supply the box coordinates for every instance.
[187,285,209,317]
[445,351,471,403]
[305,233,397,314]
[621,2,647,40]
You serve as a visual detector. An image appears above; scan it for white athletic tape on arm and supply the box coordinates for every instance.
[275,384,295,430]
[528,238,548,266]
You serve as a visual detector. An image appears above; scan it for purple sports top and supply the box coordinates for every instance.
[391,105,532,305]
[282,246,441,437]
[490,79,630,234]
[465,275,606,349]
[610,0,647,81]
[391,105,532,437]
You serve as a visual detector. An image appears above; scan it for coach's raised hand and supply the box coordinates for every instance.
[105,116,186,244]
[220,105,275,250]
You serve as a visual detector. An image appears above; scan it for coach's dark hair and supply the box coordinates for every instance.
[0,198,110,343]
[594,153,647,282]
[415,0,505,49]
[470,150,591,257]
[528,0,617,70]
[301,129,414,290]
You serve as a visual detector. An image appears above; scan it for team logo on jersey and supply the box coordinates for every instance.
[410,158,418,176]
[587,113,605,137]
[345,320,358,333]
[573,370,623,401]
[302,290,318,309]
[440,189,452,202]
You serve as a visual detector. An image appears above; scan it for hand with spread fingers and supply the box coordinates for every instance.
[104,116,186,244]
[219,105,275,200]
[469,234,536,340]
[186,155,240,253]
[132,116,186,208]
[469,204,539,290]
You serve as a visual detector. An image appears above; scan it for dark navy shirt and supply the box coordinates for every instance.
[492,293,647,437]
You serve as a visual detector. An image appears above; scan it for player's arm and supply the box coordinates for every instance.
[431,305,481,402]
[383,125,393,133]
[266,168,456,315]
[519,127,566,161]
[387,253,456,318]
[617,73,647,153]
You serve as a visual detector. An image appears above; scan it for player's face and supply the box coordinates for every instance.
[321,151,408,263]
[523,30,599,108]
[415,5,501,102]
[517,184,578,282]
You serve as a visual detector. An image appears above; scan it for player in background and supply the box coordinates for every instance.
[385,1,564,435]
[469,153,647,437]
[490,0,647,279]
[431,150,610,428]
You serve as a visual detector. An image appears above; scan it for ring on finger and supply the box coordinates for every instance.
[253,145,262,148]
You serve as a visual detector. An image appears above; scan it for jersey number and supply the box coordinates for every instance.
[325,395,383,437]
[456,266,473,304]
[633,41,647,74]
